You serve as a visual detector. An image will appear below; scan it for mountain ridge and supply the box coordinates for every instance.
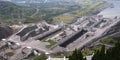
[2,0,77,3]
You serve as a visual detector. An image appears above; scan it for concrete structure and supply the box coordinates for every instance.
[1,16,120,60]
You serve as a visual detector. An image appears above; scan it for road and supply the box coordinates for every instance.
[30,8,40,18]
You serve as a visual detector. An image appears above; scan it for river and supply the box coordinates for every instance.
[98,0,120,18]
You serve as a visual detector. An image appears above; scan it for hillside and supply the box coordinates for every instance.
[0,0,82,24]
[0,0,109,25]
[52,1,110,23]
[7,0,76,3]
[0,1,36,24]
[0,1,20,19]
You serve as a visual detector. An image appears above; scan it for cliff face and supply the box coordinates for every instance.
[0,26,13,40]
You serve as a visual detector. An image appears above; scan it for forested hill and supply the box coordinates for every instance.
[0,0,82,24]
[0,1,36,19]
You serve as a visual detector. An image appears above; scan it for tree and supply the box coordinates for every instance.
[34,54,47,60]
[106,42,120,60]
[92,45,106,60]
[69,49,86,60]
[92,42,120,60]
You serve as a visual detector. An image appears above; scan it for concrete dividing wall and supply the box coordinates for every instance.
[33,27,62,40]
[50,29,87,49]
[59,29,87,47]
[16,24,50,41]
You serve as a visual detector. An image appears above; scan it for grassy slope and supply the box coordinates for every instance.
[52,1,110,23]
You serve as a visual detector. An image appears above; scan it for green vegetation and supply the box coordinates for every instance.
[46,40,57,48]
[41,39,47,42]
[92,42,120,60]
[82,45,102,56]
[68,41,120,60]
[82,49,94,56]
[52,1,110,23]
[0,1,36,25]
[34,54,47,60]
[68,49,86,60]
[52,15,75,23]
[0,1,82,25]
[0,44,8,50]
[41,39,57,48]
[27,3,82,23]
[100,38,117,44]
[0,0,109,25]
[5,52,14,57]
[82,37,117,56]
[92,45,106,60]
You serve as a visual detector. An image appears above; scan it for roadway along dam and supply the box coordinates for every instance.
[33,27,62,40]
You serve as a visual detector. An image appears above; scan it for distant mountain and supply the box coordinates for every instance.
[2,0,76,3]
[1,0,101,4]
[0,1,20,18]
